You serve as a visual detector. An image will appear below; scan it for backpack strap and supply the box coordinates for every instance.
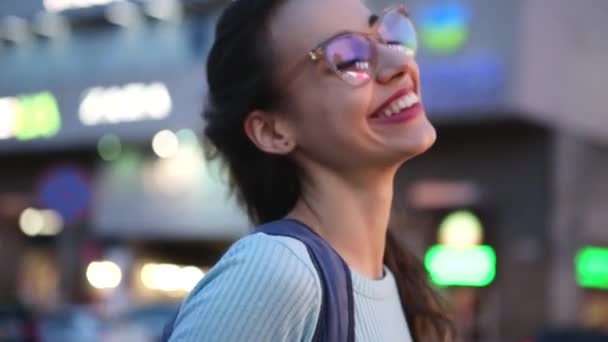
[161,219,355,342]
[256,219,355,342]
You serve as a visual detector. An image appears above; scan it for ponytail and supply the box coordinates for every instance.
[384,231,454,341]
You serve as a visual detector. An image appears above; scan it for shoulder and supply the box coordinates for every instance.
[227,231,316,264]
[215,232,320,287]
[170,233,322,342]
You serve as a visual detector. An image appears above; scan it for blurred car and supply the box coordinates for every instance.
[0,304,39,342]
[102,303,180,342]
[38,306,100,342]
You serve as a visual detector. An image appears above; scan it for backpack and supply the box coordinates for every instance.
[162,218,355,342]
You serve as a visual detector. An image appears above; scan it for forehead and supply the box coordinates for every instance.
[269,0,372,62]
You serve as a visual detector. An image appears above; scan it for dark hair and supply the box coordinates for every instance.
[203,0,453,340]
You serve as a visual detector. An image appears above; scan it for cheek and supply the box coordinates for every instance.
[324,83,373,122]
[312,88,378,162]
[318,86,374,143]
[291,86,374,156]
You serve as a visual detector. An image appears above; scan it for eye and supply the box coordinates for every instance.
[335,59,370,72]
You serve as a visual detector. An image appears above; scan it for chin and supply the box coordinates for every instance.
[369,117,437,166]
[416,123,437,154]
[397,119,437,160]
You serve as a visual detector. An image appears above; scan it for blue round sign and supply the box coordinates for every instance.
[37,165,92,224]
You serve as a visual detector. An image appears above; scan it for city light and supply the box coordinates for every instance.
[149,129,204,192]
[152,130,179,159]
[418,3,471,54]
[576,246,608,290]
[141,263,205,293]
[86,261,122,289]
[98,134,122,161]
[438,210,483,247]
[19,208,64,237]
[44,0,122,12]
[39,209,64,236]
[79,82,172,126]
[0,92,62,141]
[19,208,45,237]
[180,266,205,292]
[425,245,496,287]
[0,98,18,139]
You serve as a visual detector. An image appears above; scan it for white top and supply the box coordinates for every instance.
[170,232,413,341]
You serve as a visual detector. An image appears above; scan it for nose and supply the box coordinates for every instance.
[374,45,413,84]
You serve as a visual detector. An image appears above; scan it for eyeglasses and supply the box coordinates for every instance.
[283,5,417,87]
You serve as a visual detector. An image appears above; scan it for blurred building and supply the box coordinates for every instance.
[0,0,607,341]
[0,1,248,336]
[372,0,608,340]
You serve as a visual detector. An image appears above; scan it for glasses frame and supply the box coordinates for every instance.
[282,5,416,87]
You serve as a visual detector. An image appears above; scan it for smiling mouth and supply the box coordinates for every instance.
[369,87,421,119]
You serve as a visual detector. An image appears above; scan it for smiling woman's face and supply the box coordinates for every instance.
[257,0,437,175]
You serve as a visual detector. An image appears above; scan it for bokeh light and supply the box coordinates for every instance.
[140,263,204,293]
[98,134,122,161]
[438,210,483,247]
[152,130,179,159]
[86,261,122,290]
[425,245,496,287]
[19,208,45,237]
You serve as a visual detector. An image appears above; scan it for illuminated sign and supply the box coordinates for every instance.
[576,246,608,290]
[0,92,62,141]
[419,4,471,54]
[44,0,123,12]
[425,245,496,287]
[79,82,172,126]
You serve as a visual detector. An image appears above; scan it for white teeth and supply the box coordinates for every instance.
[377,92,419,118]
[400,93,419,109]
[407,93,419,104]
[402,97,413,109]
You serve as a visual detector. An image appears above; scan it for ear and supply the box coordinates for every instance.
[244,110,296,155]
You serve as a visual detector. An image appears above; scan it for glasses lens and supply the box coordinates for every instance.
[378,8,417,55]
[325,33,373,86]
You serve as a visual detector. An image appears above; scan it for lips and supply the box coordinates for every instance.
[369,87,421,120]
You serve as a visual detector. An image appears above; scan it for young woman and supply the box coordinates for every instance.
[169,0,452,340]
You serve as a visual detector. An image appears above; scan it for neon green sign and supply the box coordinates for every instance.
[425,245,496,287]
[0,92,62,141]
[576,247,608,290]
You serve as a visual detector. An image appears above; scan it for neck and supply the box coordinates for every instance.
[288,166,397,280]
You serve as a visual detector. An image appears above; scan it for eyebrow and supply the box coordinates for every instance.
[368,14,379,27]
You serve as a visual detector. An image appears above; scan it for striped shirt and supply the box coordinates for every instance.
[169,232,413,341]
